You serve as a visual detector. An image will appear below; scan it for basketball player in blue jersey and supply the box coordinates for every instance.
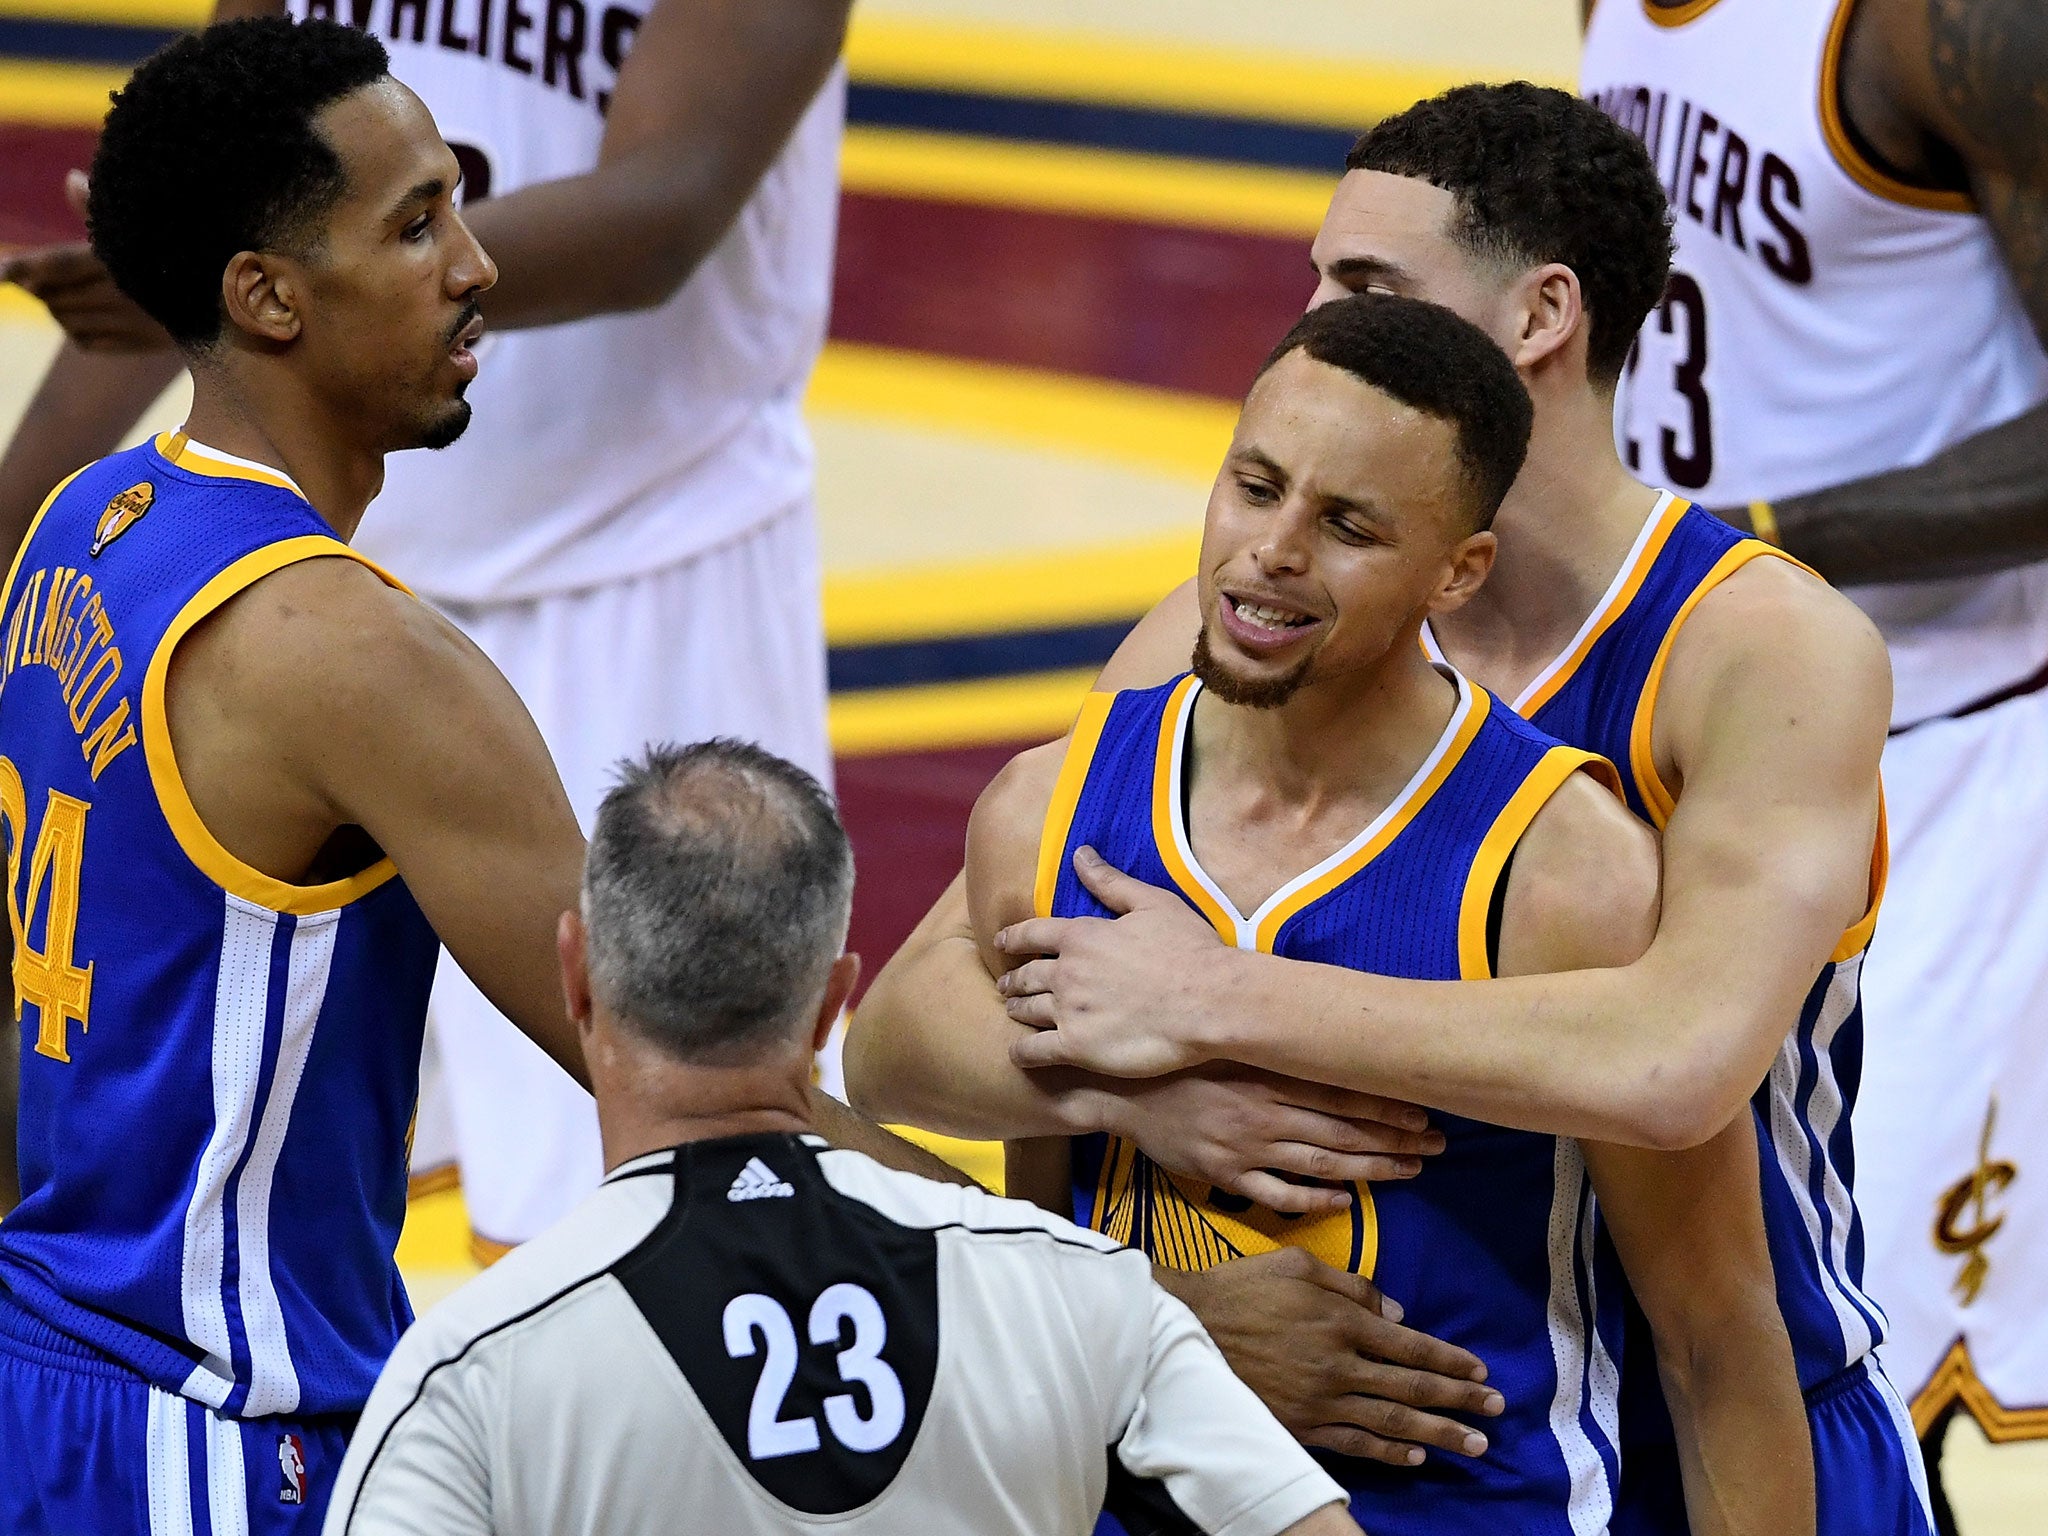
[958,292,1809,1536]
[0,19,937,1532]
[853,87,1916,1534]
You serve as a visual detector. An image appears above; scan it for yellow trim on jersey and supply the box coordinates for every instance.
[153,432,304,497]
[1819,0,1974,215]
[1148,676,1236,942]
[1642,0,1727,26]
[1249,687,1492,953]
[1033,689,1117,919]
[141,537,409,916]
[0,468,85,629]
[1626,539,1808,829]
[1624,539,1886,962]
[1518,495,1688,718]
[1913,1337,2048,1443]
[1456,747,1619,980]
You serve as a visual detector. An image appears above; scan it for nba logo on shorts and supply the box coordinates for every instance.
[278,1433,307,1505]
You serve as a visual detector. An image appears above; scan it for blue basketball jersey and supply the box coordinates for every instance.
[1045,671,1630,1536]
[0,433,440,1420]
[1429,492,1889,1397]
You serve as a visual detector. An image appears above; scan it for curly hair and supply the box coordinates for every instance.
[87,17,391,349]
[1348,82,1673,384]
[1258,292,1533,532]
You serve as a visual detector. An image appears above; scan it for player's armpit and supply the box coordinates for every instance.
[456,0,852,327]
[202,558,591,1088]
[1583,1125,1815,1536]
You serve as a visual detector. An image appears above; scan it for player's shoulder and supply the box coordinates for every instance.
[1668,551,1892,729]
[1500,767,1660,975]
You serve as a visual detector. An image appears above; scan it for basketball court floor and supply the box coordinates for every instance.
[0,0,2040,1522]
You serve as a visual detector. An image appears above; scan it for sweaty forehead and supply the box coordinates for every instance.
[315,78,455,212]
[1241,351,1462,507]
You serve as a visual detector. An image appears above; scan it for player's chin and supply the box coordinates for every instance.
[412,397,474,452]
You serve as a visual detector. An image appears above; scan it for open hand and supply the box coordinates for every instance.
[999,845,1239,1078]
[1167,1248,1504,1466]
[1109,1063,1441,1216]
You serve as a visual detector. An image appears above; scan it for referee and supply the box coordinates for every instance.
[324,741,1358,1536]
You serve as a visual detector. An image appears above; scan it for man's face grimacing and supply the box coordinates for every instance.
[287,80,496,452]
[1192,348,1495,709]
[1308,171,1525,355]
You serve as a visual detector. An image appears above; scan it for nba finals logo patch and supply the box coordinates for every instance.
[89,482,153,557]
[278,1432,307,1505]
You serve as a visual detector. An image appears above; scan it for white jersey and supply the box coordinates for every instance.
[292,0,845,603]
[324,1134,1346,1536]
[1582,0,2048,728]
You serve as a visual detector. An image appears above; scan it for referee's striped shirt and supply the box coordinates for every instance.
[323,1132,1346,1536]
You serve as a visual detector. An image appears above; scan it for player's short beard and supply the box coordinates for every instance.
[1191,625,1314,709]
[417,396,473,451]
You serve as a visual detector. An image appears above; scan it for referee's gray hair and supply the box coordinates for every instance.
[581,740,854,1063]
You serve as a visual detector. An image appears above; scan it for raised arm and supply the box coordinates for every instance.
[1725,0,2048,584]
[451,0,850,326]
[1003,566,1890,1150]
[1491,775,1813,1536]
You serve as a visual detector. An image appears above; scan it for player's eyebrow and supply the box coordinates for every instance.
[387,175,451,224]
[1322,254,1415,290]
[1231,446,1289,483]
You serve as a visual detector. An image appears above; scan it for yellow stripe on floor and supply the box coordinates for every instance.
[808,342,1235,483]
[841,126,1335,237]
[829,667,1098,755]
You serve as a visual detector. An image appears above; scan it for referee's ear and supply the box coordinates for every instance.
[558,909,594,1037]
[813,953,861,1054]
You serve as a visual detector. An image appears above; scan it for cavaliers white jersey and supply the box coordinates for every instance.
[291,0,845,603]
[1582,0,2048,728]
[324,1135,1345,1536]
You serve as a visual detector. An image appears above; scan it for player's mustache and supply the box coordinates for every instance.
[446,301,484,346]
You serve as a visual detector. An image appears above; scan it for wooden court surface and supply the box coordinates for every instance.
[2,0,2043,1523]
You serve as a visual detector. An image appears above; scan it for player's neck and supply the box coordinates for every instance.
[181,365,386,539]
[590,1021,814,1172]
[1431,388,1663,692]
[1195,643,1457,829]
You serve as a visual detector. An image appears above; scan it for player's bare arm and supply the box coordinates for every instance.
[1001,566,1891,1151]
[168,554,592,1084]
[852,739,1442,1210]
[1494,772,1815,1536]
[859,730,1505,1468]
[1719,0,2048,583]
[0,0,848,551]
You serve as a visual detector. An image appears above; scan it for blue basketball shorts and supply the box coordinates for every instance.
[0,1295,354,1535]
[1612,1356,1936,1536]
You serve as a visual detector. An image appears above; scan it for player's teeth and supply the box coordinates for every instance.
[1239,603,1301,628]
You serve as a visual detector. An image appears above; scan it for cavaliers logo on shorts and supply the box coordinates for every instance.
[1087,1135,1376,1276]
[89,483,153,557]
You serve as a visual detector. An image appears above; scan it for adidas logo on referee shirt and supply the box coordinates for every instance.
[727,1157,795,1202]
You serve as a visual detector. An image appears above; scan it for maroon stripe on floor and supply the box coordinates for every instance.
[835,740,1045,999]
[833,191,1312,400]
[0,124,92,246]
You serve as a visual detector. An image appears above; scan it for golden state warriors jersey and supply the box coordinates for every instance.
[0,435,441,1418]
[1045,671,1628,1536]
[1424,492,1889,1397]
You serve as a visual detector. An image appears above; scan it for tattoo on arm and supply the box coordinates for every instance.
[1928,0,2048,336]
[1746,3,2048,586]
[1770,399,2048,585]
